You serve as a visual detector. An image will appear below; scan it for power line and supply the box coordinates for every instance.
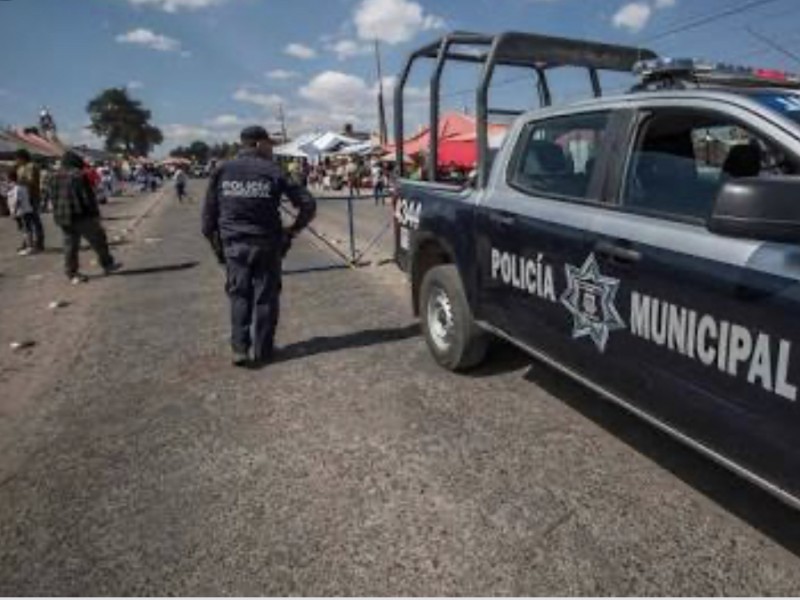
[645,0,786,43]
[745,26,800,67]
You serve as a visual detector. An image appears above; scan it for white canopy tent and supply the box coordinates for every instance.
[336,141,378,156]
[274,131,367,161]
[273,132,321,159]
[302,132,361,156]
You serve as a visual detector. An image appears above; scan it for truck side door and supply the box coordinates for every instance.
[592,104,800,500]
[475,110,638,378]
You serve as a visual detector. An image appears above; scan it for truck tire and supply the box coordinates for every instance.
[419,264,488,371]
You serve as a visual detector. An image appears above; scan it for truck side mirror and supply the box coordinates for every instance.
[708,177,800,243]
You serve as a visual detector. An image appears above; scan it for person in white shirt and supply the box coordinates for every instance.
[371,161,386,205]
[6,171,35,255]
[174,168,188,203]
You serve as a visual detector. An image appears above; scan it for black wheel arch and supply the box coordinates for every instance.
[410,233,458,316]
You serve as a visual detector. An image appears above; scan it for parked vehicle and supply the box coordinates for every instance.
[394,32,800,509]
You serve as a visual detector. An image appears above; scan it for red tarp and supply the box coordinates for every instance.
[386,112,508,168]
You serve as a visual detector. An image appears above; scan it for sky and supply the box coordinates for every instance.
[2,0,800,156]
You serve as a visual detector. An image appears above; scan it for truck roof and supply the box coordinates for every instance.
[517,87,800,118]
[408,30,657,71]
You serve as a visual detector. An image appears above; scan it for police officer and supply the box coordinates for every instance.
[202,126,316,366]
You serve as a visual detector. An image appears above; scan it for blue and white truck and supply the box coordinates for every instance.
[394,32,800,509]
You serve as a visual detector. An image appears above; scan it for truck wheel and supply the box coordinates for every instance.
[420,264,488,371]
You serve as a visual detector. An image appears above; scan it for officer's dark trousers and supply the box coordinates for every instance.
[224,243,281,360]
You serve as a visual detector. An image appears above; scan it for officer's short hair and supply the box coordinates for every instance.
[240,126,271,146]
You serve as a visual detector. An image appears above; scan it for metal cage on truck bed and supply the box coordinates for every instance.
[393,31,658,186]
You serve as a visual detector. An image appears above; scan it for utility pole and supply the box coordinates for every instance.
[278,103,288,142]
[374,38,388,145]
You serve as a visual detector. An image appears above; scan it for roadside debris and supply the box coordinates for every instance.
[48,300,69,310]
[10,340,36,351]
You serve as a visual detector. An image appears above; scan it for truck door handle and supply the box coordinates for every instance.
[595,240,641,265]
[489,213,516,227]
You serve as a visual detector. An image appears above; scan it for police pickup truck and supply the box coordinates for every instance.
[393,32,800,508]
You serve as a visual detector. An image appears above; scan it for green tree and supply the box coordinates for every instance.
[187,140,210,162]
[86,88,163,157]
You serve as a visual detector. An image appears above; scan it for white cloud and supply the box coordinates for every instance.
[612,2,652,33]
[127,80,144,90]
[299,71,372,111]
[266,69,300,80]
[124,0,227,12]
[354,0,444,44]
[115,28,181,52]
[162,123,213,143]
[284,43,317,60]
[205,114,245,128]
[328,39,372,61]
[232,87,283,110]
[293,70,427,132]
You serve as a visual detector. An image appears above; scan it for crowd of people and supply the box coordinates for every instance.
[0,149,161,282]
[285,155,392,205]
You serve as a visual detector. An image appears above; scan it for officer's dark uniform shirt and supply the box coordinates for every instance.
[202,148,316,248]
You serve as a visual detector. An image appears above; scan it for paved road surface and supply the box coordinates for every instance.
[1,181,800,595]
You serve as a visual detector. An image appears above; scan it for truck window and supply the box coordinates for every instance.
[622,109,799,221]
[509,112,610,201]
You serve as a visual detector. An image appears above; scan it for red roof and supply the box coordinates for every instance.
[11,129,64,157]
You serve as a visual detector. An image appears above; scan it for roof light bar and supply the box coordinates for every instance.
[634,57,800,87]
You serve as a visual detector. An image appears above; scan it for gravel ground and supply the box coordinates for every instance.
[0,181,799,595]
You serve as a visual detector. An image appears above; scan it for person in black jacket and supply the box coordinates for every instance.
[50,151,121,284]
[202,126,316,367]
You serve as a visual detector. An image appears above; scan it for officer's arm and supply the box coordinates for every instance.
[283,179,317,235]
[201,168,221,239]
[201,168,225,263]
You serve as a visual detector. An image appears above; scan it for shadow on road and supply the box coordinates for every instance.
[271,323,421,364]
[113,261,199,277]
[283,264,349,276]
[519,358,800,558]
[102,215,137,221]
[465,341,532,378]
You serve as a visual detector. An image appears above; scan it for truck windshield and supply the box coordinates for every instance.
[752,92,800,126]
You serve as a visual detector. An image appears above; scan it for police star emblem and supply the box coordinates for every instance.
[560,253,626,352]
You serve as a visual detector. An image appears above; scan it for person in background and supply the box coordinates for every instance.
[39,167,52,213]
[6,171,36,255]
[82,161,105,205]
[101,165,115,200]
[15,150,45,251]
[50,151,122,284]
[286,159,301,186]
[174,167,188,203]
[346,157,361,198]
[371,160,386,205]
